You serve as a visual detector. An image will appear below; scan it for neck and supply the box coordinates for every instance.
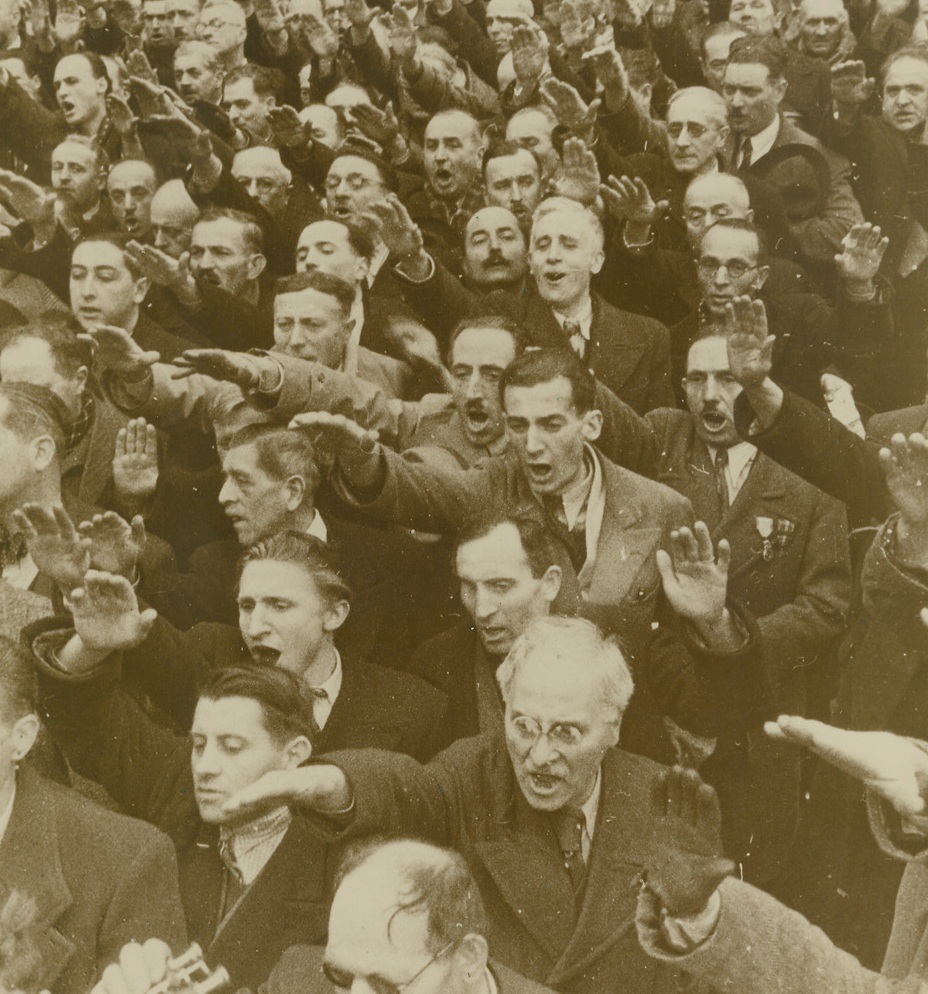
[240,279,260,307]
[83,102,107,138]
[302,639,338,687]
[0,771,15,826]
[551,290,592,321]
[464,968,492,994]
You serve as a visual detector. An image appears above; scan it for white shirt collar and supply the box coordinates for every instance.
[744,115,781,165]
[0,781,15,849]
[711,440,757,500]
[307,509,328,542]
[555,296,594,341]
[2,553,39,591]
[343,297,365,378]
[485,966,499,994]
[308,649,343,730]
[578,769,602,861]
[367,241,389,284]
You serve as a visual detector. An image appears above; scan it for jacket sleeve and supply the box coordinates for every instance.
[788,152,865,264]
[429,0,500,88]
[0,75,63,181]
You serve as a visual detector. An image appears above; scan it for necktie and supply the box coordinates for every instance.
[0,531,27,570]
[562,320,585,359]
[217,835,247,919]
[713,447,730,514]
[738,137,753,169]
[542,495,586,571]
[309,686,329,733]
[553,808,587,894]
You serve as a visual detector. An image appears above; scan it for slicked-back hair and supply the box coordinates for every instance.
[700,20,746,57]
[454,510,560,579]
[54,133,110,173]
[728,34,788,81]
[336,839,488,955]
[500,348,596,416]
[274,270,355,316]
[199,664,318,747]
[482,140,542,177]
[57,51,112,94]
[240,531,354,607]
[196,205,265,255]
[881,43,928,83]
[225,422,322,498]
[699,216,769,264]
[222,62,286,102]
[0,311,92,378]
[446,314,526,366]
[0,635,38,724]
[0,381,68,454]
[73,230,141,276]
[330,142,398,192]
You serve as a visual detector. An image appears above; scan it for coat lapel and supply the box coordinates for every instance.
[0,769,77,987]
[178,825,224,951]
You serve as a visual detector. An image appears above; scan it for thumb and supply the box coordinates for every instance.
[138,607,158,638]
[141,349,161,365]
[655,548,675,587]
[588,97,602,116]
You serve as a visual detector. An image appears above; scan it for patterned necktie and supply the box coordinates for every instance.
[714,447,730,514]
[309,685,329,733]
[562,320,585,359]
[738,137,753,169]
[0,531,28,570]
[542,495,587,571]
[553,808,587,893]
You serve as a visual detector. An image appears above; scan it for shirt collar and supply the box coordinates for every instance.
[367,241,389,284]
[711,439,756,478]
[312,648,343,700]
[555,296,594,340]
[745,115,781,164]
[307,509,328,542]
[220,804,291,855]
[557,443,599,529]
[344,297,365,375]
[580,768,602,837]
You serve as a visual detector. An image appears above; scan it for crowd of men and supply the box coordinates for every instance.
[1,0,928,988]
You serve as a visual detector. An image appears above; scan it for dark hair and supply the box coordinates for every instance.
[196,205,265,256]
[73,230,141,276]
[330,141,397,192]
[446,314,526,366]
[455,510,560,579]
[699,216,769,263]
[0,382,68,453]
[226,422,322,497]
[336,839,487,955]
[55,50,112,95]
[621,46,659,89]
[0,636,37,724]
[299,216,376,262]
[482,139,542,178]
[0,312,92,378]
[240,531,353,606]
[199,664,318,746]
[728,34,788,81]
[417,24,458,57]
[500,348,596,415]
[275,270,355,315]
[223,62,286,103]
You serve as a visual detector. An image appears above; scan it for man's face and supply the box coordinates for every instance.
[189,217,259,296]
[696,225,766,315]
[666,97,729,175]
[530,209,602,311]
[190,695,293,825]
[463,207,527,289]
[484,150,542,222]
[150,185,198,257]
[298,64,313,106]
[142,0,175,46]
[505,377,601,497]
[174,49,223,104]
[722,62,785,135]
[0,337,87,417]
[683,174,751,245]
[448,325,516,446]
[0,399,38,508]
[169,0,201,39]
[219,442,295,545]
[701,31,745,91]
[486,11,521,52]
[423,114,483,201]
[238,559,337,677]
[685,336,742,447]
[324,155,388,222]
[107,160,157,239]
[300,103,342,145]
[232,150,290,217]
[799,0,844,59]
[296,220,368,285]
[505,652,619,811]
[457,523,558,656]
[728,0,775,35]
[70,241,148,331]
[883,57,928,135]
[51,141,104,215]
[223,77,274,140]
[54,55,107,130]
[323,0,348,34]
[506,110,558,174]
[0,0,21,42]
[273,287,350,368]
[196,4,245,53]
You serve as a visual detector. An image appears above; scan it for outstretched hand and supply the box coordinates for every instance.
[879,432,928,530]
[724,296,775,391]
[78,511,147,580]
[12,503,89,594]
[171,349,266,390]
[77,324,160,378]
[646,765,735,915]
[656,522,731,630]
[70,570,157,652]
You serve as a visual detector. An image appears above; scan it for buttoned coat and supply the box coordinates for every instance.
[0,766,186,994]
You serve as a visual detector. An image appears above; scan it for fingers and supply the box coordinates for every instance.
[52,502,79,542]
[82,568,133,600]
[654,547,674,586]
[669,525,699,564]
[692,520,714,562]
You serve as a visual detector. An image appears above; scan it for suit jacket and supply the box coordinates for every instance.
[332,445,770,759]
[59,391,128,511]
[867,404,928,443]
[30,648,339,990]
[317,737,689,994]
[647,408,851,884]
[0,766,186,994]
[266,944,559,994]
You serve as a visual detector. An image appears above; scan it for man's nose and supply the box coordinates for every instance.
[192,741,221,775]
[703,375,721,401]
[528,732,556,766]
[525,424,545,453]
[464,371,483,399]
[246,606,271,636]
[473,587,497,621]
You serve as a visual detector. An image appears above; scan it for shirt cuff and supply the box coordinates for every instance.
[659,890,722,952]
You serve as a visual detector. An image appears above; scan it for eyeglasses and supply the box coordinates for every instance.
[322,941,457,994]
[696,259,757,279]
[508,715,583,750]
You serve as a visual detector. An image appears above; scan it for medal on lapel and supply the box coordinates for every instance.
[776,518,795,550]
[756,516,775,561]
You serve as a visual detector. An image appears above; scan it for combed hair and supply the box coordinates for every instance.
[336,839,488,955]
[667,86,728,128]
[728,34,788,81]
[501,348,596,416]
[73,230,142,276]
[197,205,265,255]
[298,217,376,262]
[700,20,746,56]
[57,51,111,93]
[699,216,769,264]
[482,139,542,176]
[54,133,110,172]
[454,510,560,579]
[446,314,527,365]
[223,62,286,102]
[0,889,44,994]
[532,196,604,253]
[330,142,397,192]
[0,635,38,724]
[240,531,354,606]
[496,616,634,719]
[175,39,222,70]
[0,382,67,454]
[226,422,322,496]
[881,43,928,83]
[275,270,355,316]
[0,311,92,377]
[620,46,659,89]
[199,664,318,746]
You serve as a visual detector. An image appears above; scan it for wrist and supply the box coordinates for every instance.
[894,516,928,568]
[843,277,877,300]
[624,220,653,246]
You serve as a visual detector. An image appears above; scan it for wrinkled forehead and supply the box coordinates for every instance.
[108,160,157,190]
[466,207,523,238]
[425,111,480,142]
[685,176,750,213]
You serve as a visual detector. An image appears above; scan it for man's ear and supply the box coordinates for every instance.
[75,364,90,394]
[590,247,605,275]
[754,264,770,292]
[581,408,603,442]
[247,252,267,281]
[10,713,40,764]
[773,77,788,105]
[283,734,313,767]
[454,934,489,983]
[541,564,562,603]
[30,433,56,472]
[284,473,306,511]
[133,275,151,304]
[322,598,350,633]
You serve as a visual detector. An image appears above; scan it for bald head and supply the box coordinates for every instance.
[232,147,292,218]
[683,172,753,244]
[151,179,199,256]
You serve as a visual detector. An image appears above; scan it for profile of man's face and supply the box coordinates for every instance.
[722,61,786,136]
[54,54,108,130]
[188,217,262,296]
[295,220,368,286]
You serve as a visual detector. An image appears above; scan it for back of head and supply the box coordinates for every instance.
[226,422,322,498]
[0,312,91,379]
[0,635,37,725]
[0,382,68,455]
[728,33,787,79]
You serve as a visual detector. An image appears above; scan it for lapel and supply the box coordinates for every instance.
[318,658,362,752]
[582,460,663,606]
[585,295,646,392]
[0,769,77,987]
[549,751,654,986]
[178,824,224,950]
